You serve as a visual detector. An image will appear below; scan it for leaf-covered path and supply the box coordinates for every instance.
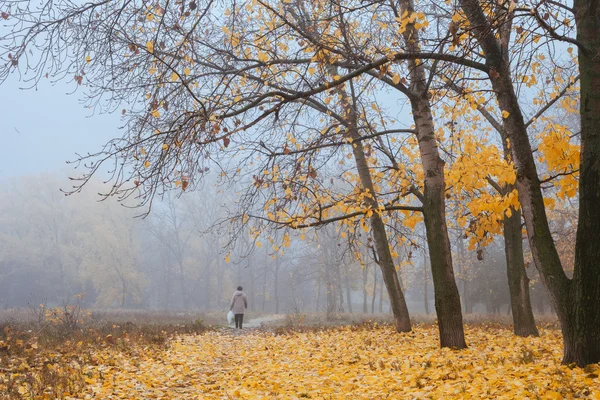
[82,325,599,399]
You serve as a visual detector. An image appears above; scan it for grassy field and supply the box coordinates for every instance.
[2,309,594,399]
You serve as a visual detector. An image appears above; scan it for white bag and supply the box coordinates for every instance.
[227,310,234,324]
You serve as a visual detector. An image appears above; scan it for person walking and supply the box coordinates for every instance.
[230,286,248,329]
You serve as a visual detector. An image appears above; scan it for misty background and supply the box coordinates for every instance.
[0,75,555,318]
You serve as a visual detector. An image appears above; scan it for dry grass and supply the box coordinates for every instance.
[0,308,216,399]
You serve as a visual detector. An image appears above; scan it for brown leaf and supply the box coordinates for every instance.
[223,137,230,148]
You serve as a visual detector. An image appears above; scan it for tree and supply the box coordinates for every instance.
[456,0,599,365]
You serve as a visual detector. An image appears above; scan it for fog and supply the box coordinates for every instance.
[0,62,561,320]
[0,171,557,317]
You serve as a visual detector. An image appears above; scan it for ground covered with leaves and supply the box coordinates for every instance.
[5,323,599,399]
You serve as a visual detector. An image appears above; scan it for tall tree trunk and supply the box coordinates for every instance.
[460,0,600,365]
[504,207,539,336]
[274,257,280,314]
[341,84,411,332]
[203,262,212,310]
[423,247,430,315]
[397,0,465,347]
[178,261,188,309]
[363,263,369,314]
[336,264,345,313]
[261,264,267,312]
[315,279,321,313]
[379,272,384,313]
[248,261,255,312]
[371,267,377,314]
[345,267,353,313]
[325,260,335,319]
[569,0,600,365]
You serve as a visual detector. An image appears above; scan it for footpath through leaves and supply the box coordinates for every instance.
[17,325,597,399]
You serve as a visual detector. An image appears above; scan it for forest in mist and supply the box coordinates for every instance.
[0,173,558,317]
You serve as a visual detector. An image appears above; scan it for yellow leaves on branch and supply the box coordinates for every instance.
[257,51,269,62]
[75,326,600,399]
[536,122,580,199]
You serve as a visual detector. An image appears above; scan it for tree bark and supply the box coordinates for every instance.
[336,264,345,313]
[345,267,353,313]
[398,0,465,347]
[379,271,384,313]
[503,206,539,336]
[339,82,411,332]
[363,263,369,314]
[568,0,600,365]
[371,267,377,314]
[460,0,600,365]
[423,247,430,315]
[274,256,280,314]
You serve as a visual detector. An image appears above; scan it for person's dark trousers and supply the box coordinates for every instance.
[235,314,244,329]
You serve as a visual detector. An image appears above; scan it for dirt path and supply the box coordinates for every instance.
[241,314,285,328]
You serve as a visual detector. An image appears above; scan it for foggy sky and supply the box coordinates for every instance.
[1,77,119,179]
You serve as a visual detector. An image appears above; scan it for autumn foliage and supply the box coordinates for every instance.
[3,322,600,399]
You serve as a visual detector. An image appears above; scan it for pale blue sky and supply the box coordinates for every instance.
[0,77,120,180]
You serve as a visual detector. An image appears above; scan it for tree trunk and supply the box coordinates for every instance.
[261,263,267,312]
[460,0,600,365]
[203,262,212,310]
[363,263,368,314]
[315,279,321,312]
[567,0,600,365]
[423,247,430,315]
[274,257,280,314]
[325,260,335,319]
[329,81,411,331]
[379,272,384,313]
[371,267,377,314]
[398,0,465,347]
[248,261,255,312]
[336,264,345,313]
[320,69,412,331]
[345,267,353,313]
[503,207,539,336]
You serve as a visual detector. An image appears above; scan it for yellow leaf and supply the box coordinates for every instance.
[392,73,401,85]
[257,51,269,62]
[149,67,157,75]
[146,41,154,53]
[183,67,191,76]
[171,72,178,81]
[144,161,151,168]
[162,143,169,151]
[85,55,91,64]
[502,110,510,119]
